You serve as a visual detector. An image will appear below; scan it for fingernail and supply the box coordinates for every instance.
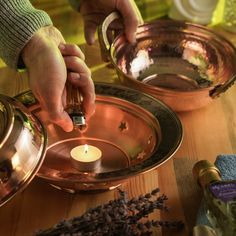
[70,72,80,80]
[64,125,73,132]
[58,43,66,50]
[131,34,137,43]
[127,33,136,44]
[62,120,74,132]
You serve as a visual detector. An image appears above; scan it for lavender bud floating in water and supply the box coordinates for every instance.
[35,188,184,236]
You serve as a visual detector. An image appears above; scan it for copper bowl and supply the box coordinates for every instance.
[15,83,182,192]
[0,95,47,206]
[99,13,236,111]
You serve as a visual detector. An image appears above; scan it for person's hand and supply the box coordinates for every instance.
[21,25,95,132]
[79,0,143,45]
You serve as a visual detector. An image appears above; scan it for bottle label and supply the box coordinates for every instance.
[209,182,236,202]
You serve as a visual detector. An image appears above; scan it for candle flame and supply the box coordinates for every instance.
[84,144,88,154]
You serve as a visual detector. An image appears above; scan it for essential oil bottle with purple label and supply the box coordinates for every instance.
[193,160,236,236]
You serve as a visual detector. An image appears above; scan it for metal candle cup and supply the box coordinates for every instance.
[70,144,102,172]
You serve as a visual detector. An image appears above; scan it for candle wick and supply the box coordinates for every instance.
[85,150,88,154]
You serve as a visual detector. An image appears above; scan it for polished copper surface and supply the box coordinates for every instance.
[47,139,129,173]
[99,12,236,111]
[0,95,47,207]
[15,83,183,192]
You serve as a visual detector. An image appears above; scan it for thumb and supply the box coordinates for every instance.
[42,100,74,132]
[117,0,143,43]
[84,21,97,45]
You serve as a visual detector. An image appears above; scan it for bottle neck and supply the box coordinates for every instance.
[198,168,221,189]
[193,160,222,189]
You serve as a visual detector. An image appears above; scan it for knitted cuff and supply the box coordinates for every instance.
[0,0,53,69]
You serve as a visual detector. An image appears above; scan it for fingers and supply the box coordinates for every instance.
[84,21,97,45]
[38,89,74,132]
[59,43,85,60]
[25,27,90,132]
[116,0,143,43]
[64,56,91,85]
[64,56,96,119]
[59,43,96,119]
[69,73,96,119]
[48,109,74,132]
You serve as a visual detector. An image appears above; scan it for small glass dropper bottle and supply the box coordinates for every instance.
[193,160,236,236]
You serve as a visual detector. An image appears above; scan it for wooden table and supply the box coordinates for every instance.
[1,16,236,236]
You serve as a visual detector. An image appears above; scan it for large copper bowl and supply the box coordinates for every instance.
[15,83,182,192]
[0,94,47,206]
[99,13,236,111]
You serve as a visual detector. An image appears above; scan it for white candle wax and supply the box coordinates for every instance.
[70,144,102,171]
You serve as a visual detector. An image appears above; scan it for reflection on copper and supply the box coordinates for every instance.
[100,15,236,111]
[27,91,161,191]
[130,49,154,78]
[0,94,47,206]
[15,84,182,192]
[11,153,20,170]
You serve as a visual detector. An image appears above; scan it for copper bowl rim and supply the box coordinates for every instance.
[0,95,47,206]
[109,19,236,95]
[0,96,14,148]
[15,83,183,184]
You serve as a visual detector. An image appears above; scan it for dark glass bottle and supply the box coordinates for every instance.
[193,160,236,236]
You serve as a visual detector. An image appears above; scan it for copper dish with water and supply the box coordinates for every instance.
[99,13,236,111]
[15,83,182,192]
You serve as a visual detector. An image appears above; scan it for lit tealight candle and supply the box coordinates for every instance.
[70,144,102,172]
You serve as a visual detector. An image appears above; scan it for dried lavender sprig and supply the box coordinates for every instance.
[35,188,184,236]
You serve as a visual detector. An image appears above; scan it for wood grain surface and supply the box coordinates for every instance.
[1,2,236,236]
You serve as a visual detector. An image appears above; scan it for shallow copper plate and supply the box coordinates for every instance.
[15,83,183,192]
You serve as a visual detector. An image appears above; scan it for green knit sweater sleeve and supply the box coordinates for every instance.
[0,0,52,69]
